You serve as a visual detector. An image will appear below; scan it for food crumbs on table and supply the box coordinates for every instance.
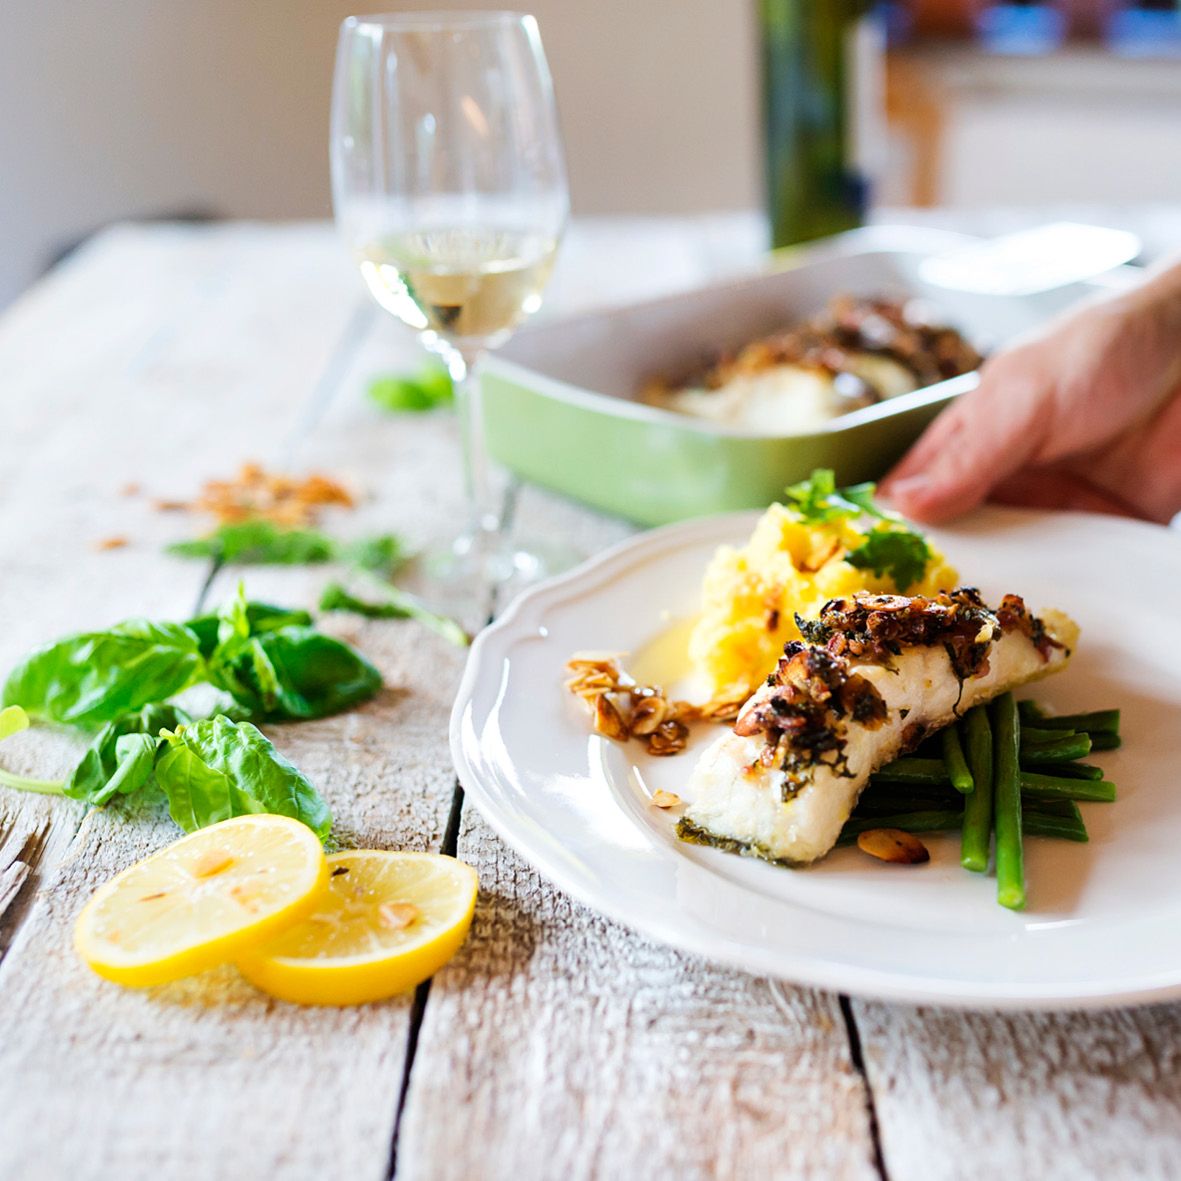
[94,536,129,551]
[158,461,357,528]
[119,482,141,497]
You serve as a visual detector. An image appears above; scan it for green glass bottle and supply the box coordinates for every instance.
[761,0,878,249]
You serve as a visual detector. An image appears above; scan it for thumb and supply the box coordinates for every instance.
[879,370,1049,523]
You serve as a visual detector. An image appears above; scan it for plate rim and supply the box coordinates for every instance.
[451,507,1181,1010]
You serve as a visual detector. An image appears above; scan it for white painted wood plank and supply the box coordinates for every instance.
[855,1001,1181,1181]
[397,469,881,1180]
[397,806,879,1181]
[0,222,444,1181]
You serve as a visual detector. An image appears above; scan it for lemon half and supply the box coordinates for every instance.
[75,814,328,987]
[237,850,478,1005]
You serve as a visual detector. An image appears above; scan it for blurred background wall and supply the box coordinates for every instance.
[2,0,1179,309]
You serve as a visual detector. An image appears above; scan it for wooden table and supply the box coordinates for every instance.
[3,215,1181,1181]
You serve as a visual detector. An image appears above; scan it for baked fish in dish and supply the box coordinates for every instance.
[677,588,1078,866]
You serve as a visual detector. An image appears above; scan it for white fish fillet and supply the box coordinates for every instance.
[681,595,1078,866]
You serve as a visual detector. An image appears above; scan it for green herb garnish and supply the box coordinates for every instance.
[167,521,407,576]
[319,581,470,648]
[155,716,332,839]
[208,589,383,721]
[845,529,932,593]
[368,362,454,413]
[1,586,380,837]
[65,703,193,805]
[783,469,932,593]
[2,620,205,729]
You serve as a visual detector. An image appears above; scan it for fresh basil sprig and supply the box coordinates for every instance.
[168,521,407,577]
[155,716,331,839]
[2,620,205,729]
[207,586,382,720]
[64,703,194,806]
[368,362,453,413]
[61,710,332,838]
[2,586,382,838]
[319,581,470,648]
[783,469,932,593]
[185,601,312,660]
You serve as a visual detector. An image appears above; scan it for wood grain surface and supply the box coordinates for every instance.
[2,218,1180,1181]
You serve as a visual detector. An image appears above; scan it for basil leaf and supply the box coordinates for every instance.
[168,522,337,565]
[210,626,382,721]
[154,715,331,839]
[342,534,408,575]
[846,527,932,593]
[169,522,408,578]
[2,620,204,728]
[93,734,159,806]
[65,703,193,804]
[368,363,453,413]
[319,581,470,648]
[185,601,312,661]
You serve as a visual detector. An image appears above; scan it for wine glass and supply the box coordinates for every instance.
[331,11,569,584]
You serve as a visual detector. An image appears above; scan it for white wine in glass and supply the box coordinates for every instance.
[332,13,569,581]
[357,228,558,345]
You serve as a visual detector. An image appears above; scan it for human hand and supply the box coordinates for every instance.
[880,259,1181,525]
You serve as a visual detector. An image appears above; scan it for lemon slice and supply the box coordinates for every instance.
[237,850,478,1005]
[75,814,328,987]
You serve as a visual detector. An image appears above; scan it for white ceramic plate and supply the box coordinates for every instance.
[451,508,1181,1009]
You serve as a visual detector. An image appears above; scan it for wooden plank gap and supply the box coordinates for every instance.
[0,815,55,964]
[386,780,466,1180]
[839,993,892,1181]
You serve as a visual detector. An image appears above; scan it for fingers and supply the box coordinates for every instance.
[989,468,1151,520]
[880,360,1051,523]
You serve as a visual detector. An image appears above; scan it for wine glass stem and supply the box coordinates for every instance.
[447,345,500,539]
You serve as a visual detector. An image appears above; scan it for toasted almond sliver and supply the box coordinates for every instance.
[856,828,930,865]
[650,790,683,809]
[593,694,630,742]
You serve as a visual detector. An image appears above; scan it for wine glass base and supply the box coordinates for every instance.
[424,529,582,600]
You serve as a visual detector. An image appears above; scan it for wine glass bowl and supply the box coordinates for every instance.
[331,11,568,577]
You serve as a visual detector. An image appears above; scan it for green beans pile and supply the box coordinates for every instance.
[840,696,1122,910]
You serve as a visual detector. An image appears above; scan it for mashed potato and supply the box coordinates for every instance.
[689,503,959,702]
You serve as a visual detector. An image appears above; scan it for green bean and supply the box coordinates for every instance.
[1017,699,1047,723]
[853,789,962,817]
[941,725,974,794]
[1028,708,1120,736]
[840,806,1086,846]
[1024,797,1077,820]
[1020,772,1116,803]
[870,758,950,787]
[1031,760,1104,781]
[1020,726,1078,744]
[1023,807,1089,843]
[992,693,1025,910]
[1020,732,1092,764]
[837,810,963,845]
[960,707,993,873]
[1088,732,1123,751]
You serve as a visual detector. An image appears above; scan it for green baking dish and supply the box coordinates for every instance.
[480,226,1093,526]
